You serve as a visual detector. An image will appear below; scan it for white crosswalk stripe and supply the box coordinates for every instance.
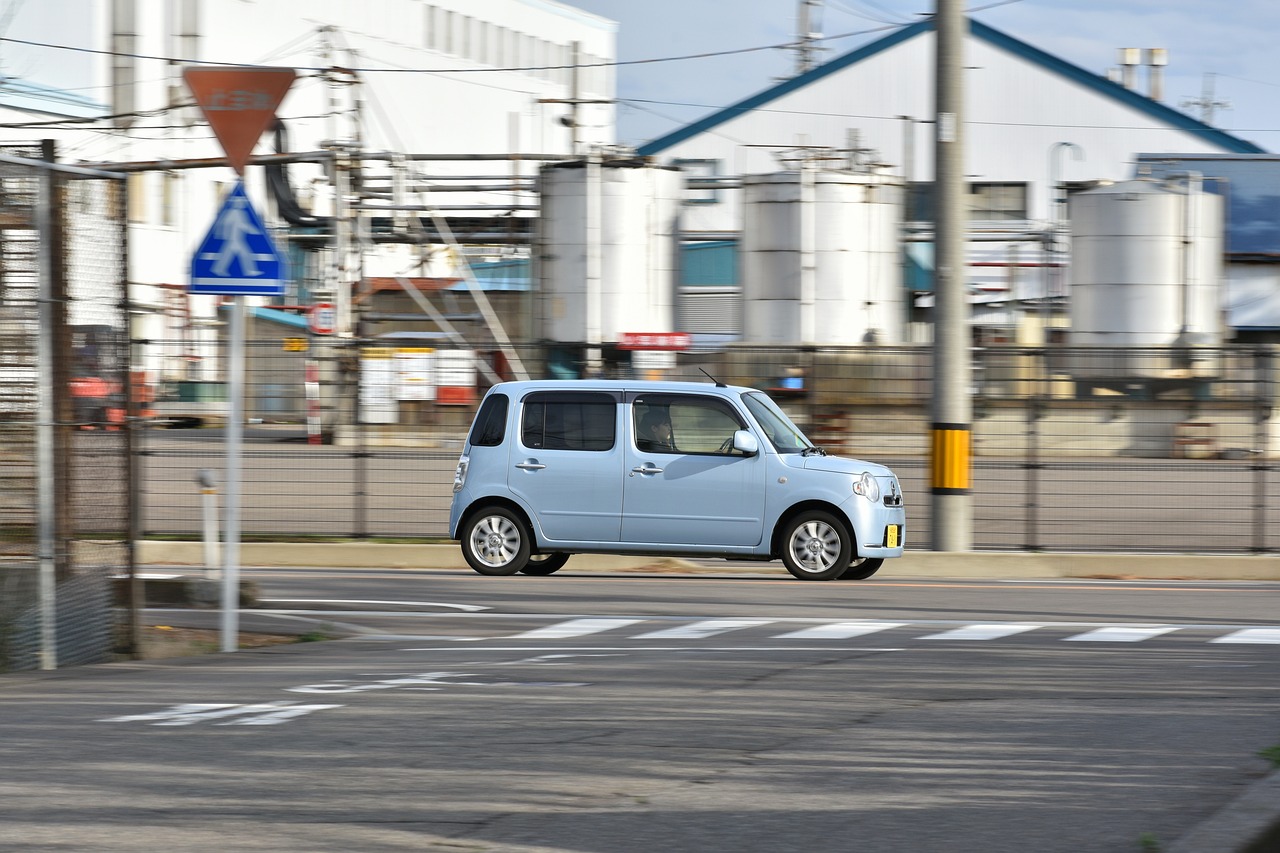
[486,618,1280,646]
[774,621,907,639]
[915,624,1043,641]
[1064,626,1182,642]
[513,618,644,639]
[633,619,774,640]
[1210,628,1280,644]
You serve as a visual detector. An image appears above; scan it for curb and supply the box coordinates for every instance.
[1167,769,1280,853]
[135,541,1280,580]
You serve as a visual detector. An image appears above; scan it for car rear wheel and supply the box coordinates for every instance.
[839,557,884,580]
[780,511,852,581]
[461,508,530,576]
[520,552,571,576]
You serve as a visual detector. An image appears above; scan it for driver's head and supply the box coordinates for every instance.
[640,410,671,440]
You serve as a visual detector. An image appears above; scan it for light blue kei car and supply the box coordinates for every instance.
[449,377,906,581]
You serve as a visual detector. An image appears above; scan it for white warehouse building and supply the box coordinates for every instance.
[635,17,1268,345]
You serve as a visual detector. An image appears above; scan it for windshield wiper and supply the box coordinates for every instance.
[800,446,827,456]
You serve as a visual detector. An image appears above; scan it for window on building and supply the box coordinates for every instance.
[969,182,1028,221]
[160,171,179,227]
[127,173,147,224]
[905,181,1029,222]
[441,10,453,54]
[675,159,723,204]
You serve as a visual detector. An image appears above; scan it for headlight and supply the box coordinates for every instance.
[853,471,881,503]
[452,455,469,493]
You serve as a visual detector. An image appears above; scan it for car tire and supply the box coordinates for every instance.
[780,511,853,581]
[838,557,884,580]
[520,552,571,576]
[461,507,531,576]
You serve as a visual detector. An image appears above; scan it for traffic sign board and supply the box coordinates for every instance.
[183,66,296,175]
[309,302,337,335]
[190,181,288,295]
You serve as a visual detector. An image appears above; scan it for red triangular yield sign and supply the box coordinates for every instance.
[183,66,297,175]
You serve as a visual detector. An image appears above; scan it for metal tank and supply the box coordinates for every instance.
[1068,176,1224,379]
[536,157,682,345]
[740,168,905,345]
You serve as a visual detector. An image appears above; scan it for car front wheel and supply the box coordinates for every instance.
[520,552,571,576]
[462,508,530,576]
[780,511,852,581]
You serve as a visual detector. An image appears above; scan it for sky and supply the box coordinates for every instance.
[569,0,1280,153]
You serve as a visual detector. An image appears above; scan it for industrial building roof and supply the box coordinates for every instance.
[638,19,1265,157]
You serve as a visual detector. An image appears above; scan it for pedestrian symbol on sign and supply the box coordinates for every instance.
[190,180,287,296]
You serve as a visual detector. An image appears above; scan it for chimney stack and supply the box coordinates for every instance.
[1144,48,1167,101]
[1118,47,1141,89]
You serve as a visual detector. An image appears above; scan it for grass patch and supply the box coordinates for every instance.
[126,625,323,660]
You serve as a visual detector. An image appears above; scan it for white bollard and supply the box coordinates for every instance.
[197,469,220,580]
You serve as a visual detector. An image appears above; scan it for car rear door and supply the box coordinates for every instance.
[508,390,624,543]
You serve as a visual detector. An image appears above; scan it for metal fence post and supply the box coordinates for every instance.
[1025,362,1041,551]
[1254,346,1272,553]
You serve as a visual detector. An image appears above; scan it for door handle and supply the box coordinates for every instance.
[516,462,546,470]
[630,465,663,476]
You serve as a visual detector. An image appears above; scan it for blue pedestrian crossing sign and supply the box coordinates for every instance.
[190,180,288,295]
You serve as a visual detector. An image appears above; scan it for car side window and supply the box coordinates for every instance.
[521,391,617,451]
[634,395,745,455]
[468,393,508,447]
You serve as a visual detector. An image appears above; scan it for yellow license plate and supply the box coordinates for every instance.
[885,525,900,548]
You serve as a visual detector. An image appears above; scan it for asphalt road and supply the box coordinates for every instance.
[4,568,1279,852]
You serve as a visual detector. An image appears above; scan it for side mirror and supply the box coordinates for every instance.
[733,430,759,457]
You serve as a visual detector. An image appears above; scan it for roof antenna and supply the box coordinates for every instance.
[698,367,727,388]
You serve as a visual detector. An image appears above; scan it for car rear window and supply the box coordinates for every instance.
[468,393,509,447]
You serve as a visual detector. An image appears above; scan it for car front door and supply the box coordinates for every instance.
[622,393,766,547]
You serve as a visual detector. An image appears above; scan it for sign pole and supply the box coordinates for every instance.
[221,296,245,651]
[183,65,296,653]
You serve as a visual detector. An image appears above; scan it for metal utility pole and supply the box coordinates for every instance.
[795,0,824,74]
[1181,72,1230,125]
[929,0,972,551]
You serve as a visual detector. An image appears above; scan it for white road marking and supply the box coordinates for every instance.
[1210,628,1280,644]
[511,618,644,639]
[1064,626,1182,642]
[917,623,1042,641]
[99,702,341,726]
[774,621,907,639]
[632,619,774,639]
[259,599,489,612]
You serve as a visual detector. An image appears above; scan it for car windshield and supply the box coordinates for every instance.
[741,391,817,454]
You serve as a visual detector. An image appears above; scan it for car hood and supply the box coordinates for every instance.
[785,453,895,478]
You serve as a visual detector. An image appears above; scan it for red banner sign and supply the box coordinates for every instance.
[617,332,692,351]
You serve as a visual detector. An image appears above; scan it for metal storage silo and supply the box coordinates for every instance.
[536,157,682,345]
[740,168,904,345]
[1068,176,1224,377]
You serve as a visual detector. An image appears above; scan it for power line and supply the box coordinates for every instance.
[618,96,1280,134]
[0,24,907,75]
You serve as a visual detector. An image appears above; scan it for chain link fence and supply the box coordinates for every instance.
[135,338,1279,555]
[0,144,131,672]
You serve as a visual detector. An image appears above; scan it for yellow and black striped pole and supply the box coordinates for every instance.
[930,0,973,550]
[930,423,972,494]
